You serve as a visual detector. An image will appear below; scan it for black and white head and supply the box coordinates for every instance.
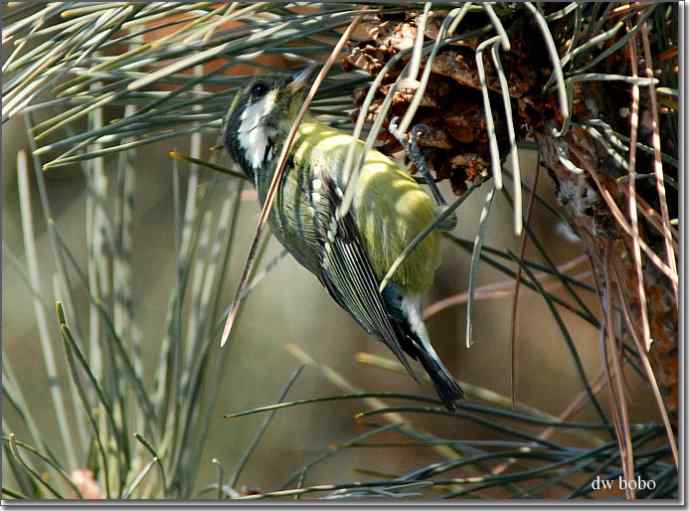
[223,66,316,182]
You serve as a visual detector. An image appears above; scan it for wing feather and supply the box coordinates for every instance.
[315,175,418,381]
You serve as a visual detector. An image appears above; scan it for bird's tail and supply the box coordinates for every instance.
[415,345,464,411]
[383,287,463,411]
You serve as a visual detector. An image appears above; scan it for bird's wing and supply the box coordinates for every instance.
[315,175,418,381]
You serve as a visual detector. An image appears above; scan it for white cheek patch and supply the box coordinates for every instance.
[238,90,278,170]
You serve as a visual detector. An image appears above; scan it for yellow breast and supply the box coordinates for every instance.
[294,120,442,292]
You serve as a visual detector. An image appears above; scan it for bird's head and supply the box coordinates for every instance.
[222,65,317,181]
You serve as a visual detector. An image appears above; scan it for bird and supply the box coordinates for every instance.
[222,66,464,410]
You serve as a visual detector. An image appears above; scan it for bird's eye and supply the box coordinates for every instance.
[250,82,268,99]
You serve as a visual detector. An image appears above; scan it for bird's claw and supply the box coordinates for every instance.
[437,205,458,231]
[389,120,446,207]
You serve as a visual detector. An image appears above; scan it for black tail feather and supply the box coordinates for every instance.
[416,347,464,411]
[382,288,463,411]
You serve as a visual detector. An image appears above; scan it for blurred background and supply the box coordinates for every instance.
[2,125,658,496]
[2,1,675,501]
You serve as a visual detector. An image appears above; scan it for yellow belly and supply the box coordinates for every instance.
[294,120,442,293]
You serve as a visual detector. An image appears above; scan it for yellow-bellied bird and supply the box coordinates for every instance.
[222,67,463,410]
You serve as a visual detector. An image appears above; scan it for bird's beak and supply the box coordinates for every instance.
[287,63,319,94]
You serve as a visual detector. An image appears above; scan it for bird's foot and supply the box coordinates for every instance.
[436,205,458,231]
[389,118,447,207]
